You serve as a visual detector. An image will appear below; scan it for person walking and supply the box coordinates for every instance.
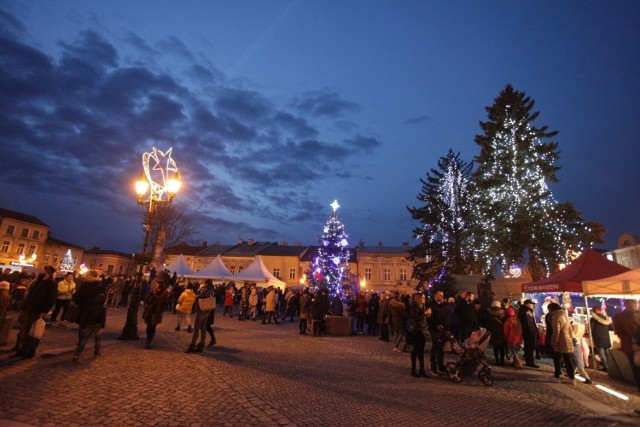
[50,272,76,323]
[142,280,168,349]
[10,265,57,359]
[262,286,278,325]
[185,280,216,353]
[590,306,613,372]
[613,299,640,391]
[205,298,216,347]
[72,270,106,361]
[503,307,523,369]
[175,284,196,332]
[378,291,391,342]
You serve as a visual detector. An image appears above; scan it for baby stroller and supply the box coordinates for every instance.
[443,327,494,386]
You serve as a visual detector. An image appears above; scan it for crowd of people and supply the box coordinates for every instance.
[1,265,640,393]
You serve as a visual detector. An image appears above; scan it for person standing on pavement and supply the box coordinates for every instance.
[548,304,575,384]
[503,307,523,369]
[612,299,640,391]
[0,281,10,343]
[409,292,430,378]
[590,306,613,372]
[50,272,76,323]
[142,280,168,349]
[10,265,57,359]
[262,286,278,325]
[249,286,259,321]
[485,300,506,366]
[185,280,215,353]
[223,284,234,317]
[378,291,391,342]
[518,299,540,368]
[390,291,406,352]
[205,293,217,347]
[299,288,311,335]
[72,270,107,361]
[427,290,448,374]
[455,292,477,340]
[310,288,329,337]
[175,284,196,332]
[354,292,367,335]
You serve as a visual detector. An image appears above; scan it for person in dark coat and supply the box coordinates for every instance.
[142,280,168,349]
[454,292,477,340]
[310,288,329,337]
[612,299,640,391]
[427,290,448,374]
[367,292,380,336]
[10,265,57,359]
[72,270,107,361]
[590,306,613,372]
[518,299,539,368]
[485,301,506,365]
[409,293,430,378]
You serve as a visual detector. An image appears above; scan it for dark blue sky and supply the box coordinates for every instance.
[1,1,638,253]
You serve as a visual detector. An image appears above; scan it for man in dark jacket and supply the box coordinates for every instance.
[612,299,640,391]
[311,289,329,337]
[518,299,539,368]
[590,306,613,372]
[455,292,477,340]
[10,265,57,359]
[428,291,448,374]
[73,270,107,361]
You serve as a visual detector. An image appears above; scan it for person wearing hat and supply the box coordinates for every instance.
[486,300,506,366]
[10,265,57,359]
[517,299,540,368]
[262,285,278,325]
[590,306,613,372]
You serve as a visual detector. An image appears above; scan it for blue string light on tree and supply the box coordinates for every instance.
[309,200,350,296]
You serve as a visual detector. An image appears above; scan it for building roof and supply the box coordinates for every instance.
[0,207,49,227]
[83,247,132,258]
[46,236,85,250]
[299,246,357,263]
[260,245,309,257]
[165,243,207,256]
[358,246,411,255]
[198,244,236,256]
[223,241,277,257]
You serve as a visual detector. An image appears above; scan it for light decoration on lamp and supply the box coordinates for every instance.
[309,199,350,296]
[137,147,181,204]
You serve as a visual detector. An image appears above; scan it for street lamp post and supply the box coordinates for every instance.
[119,147,181,340]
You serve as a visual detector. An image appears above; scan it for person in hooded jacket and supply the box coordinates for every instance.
[72,270,106,361]
[175,284,196,332]
[590,306,613,372]
[503,307,523,369]
[249,286,259,321]
[142,280,168,349]
[549,304,575,384]
[485,300,506,366]
[185,280,216,353]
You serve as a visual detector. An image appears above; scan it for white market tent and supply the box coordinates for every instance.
[164,254,196,276]
[232,255,286,289]
[187,255,232,280]
[582,268,640,297]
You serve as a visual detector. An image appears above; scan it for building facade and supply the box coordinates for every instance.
[0,208,50,269]
[82,247,137,276]
[605,233,640,269]
[43,237,85,272]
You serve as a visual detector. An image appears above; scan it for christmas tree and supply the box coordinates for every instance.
[59,249,75,272]
[310,200,350,295]
[408,149,476,282]
[473,84,603,279]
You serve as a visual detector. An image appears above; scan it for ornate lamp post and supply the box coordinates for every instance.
[119,147,181,340]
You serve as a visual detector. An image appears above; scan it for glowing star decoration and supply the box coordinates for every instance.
[330,199,340,212]
[142,147,179,202]
[340,239,348,247]
[503,264,522,278]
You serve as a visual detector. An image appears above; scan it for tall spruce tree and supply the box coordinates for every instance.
[473,84,603,279]
[310,200,350,295]
[408,149,476,283]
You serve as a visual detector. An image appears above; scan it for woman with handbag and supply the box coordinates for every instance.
[142,280,168,349]
[185,280,215,353]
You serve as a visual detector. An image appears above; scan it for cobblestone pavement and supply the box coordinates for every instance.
[1,309,640,427]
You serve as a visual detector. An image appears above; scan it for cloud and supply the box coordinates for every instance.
[404,114,432,125]
[0,9,383,251]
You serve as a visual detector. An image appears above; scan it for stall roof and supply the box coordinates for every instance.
[582,268,640,297]
[521,249,630,293]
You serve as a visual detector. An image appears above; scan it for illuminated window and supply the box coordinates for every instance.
[28,245,36,256]
[16,243,25,255]
[43,251,51,262]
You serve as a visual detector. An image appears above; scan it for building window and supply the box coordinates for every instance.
[119,265,124,274]
[21,228,30,238]
[43,251,51,262]
[107,265,114,275]
[52,252,59,264]
[273,268,280,278]
[6,225,15,235]
[33,230,41,240]
[400,269,407,281]
[289,268,296,280]
[384,268,391,281]
[230,266,235,274]
[365,267,372,281]
[27,245,37,256]
[1,240,9,253]
[238,266,243,272]
[16,243,25,255]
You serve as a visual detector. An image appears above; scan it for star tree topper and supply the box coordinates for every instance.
[330,199,340,212]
